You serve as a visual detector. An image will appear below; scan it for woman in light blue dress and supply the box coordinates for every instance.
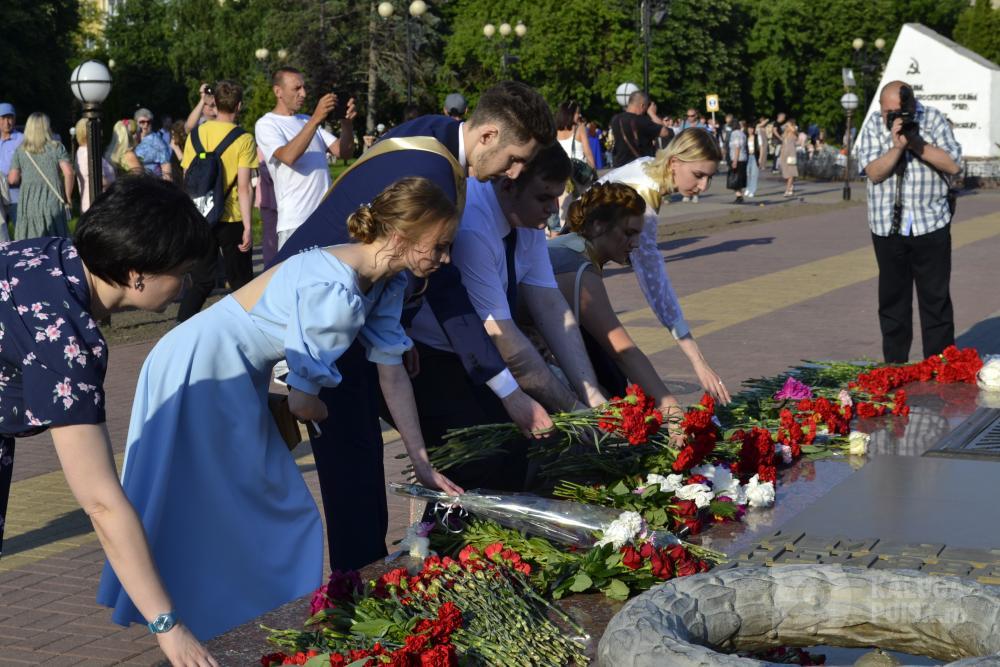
[97,177,463,641]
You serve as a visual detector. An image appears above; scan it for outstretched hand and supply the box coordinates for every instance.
[157,624,219,667]
[414,462,464,497]
[692,360,732,406]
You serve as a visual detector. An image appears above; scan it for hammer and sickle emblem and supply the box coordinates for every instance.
[906,58,920,75]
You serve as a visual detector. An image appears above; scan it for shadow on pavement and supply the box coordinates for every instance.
[664,237,774,262]
[2,508,92,556]
[957,316,1000,356]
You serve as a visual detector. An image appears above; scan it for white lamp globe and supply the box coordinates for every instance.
[483,23,496,38]
[615,82,640,108]
[840,92,860,111]
[514,22,527,37]
[852,37,864,51]
[69,60,113,105]
[499,22,512,37]
[874,37,886,50]
[255,48,269,61]
[377,2,394,18]
[409,0,427,17]
[277,48,288,61]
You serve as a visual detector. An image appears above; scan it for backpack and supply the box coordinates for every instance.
[184,125,246,224]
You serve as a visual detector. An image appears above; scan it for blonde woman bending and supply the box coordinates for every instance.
[104,119,143,176]
[596,128,731,404]
[6,112,74,239]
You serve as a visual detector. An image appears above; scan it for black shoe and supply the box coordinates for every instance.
[734,196,743,204]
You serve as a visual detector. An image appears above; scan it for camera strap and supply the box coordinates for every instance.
[889,153,908,236]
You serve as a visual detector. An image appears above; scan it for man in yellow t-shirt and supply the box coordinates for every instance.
[178,79,259,322]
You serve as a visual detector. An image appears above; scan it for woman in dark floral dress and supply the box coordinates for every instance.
[0,175,218,666]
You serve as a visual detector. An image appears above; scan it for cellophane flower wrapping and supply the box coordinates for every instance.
[389,482,680,549]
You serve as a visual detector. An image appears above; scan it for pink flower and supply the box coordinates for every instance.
[26,410,43,426]
[92,345,103,358]
[774,376,813,401]
[838,389,853,408]
[64,342,81,361]
[26,257,42,267]
[45,324,61,341]
[55,380,73,397]
[62,397,74,409]
[16,305,27,314]
[31,303,43,313]
[23,352,36,365]
[48,268,63,277]
[35,331,46,342]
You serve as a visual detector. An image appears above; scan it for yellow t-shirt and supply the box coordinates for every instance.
[181,120,259,223]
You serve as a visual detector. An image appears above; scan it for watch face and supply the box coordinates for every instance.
[151,614,175,632]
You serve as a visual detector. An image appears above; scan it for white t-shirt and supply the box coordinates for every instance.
[408,178,557,353]
[254,113,337,233]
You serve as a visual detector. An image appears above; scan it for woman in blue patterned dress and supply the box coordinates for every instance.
[97,177,463,641]
[0,176,217,665]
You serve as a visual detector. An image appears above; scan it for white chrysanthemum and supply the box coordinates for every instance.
[979,358,1000,389]
[744,474,775,508]
[675,483,714,509]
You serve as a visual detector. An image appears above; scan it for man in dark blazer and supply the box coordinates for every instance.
[269,81,557,571]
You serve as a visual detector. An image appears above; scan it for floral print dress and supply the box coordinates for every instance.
[0,238,107,555]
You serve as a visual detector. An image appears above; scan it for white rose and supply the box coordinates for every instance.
[847,430,870,456]
[646,473,684,493]
[744,474,775,509]
[675,483,714,509]
[596,511,644,548]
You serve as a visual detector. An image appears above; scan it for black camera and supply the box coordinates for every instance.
[885,85,919,138]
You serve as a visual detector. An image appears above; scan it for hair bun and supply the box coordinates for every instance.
[347,205,379,244]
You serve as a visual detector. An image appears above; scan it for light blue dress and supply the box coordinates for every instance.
[96,248,412,640]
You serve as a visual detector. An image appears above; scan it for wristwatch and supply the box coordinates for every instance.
[147,611,178,634]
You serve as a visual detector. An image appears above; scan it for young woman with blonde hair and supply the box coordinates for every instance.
[104,119,143,175]
[5,112,74,239]
[98,176,463,642]
[594,127,731,404]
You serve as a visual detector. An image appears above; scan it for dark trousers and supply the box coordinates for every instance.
[380,342,530,493]
[0,437,13,555]
[311,340,390,571]
[871,225,954,364]
[177,221,254,323]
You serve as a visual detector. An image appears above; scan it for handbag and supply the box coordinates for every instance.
[569,128,597,190]
[785,155,798,166]
[268,392,302,451]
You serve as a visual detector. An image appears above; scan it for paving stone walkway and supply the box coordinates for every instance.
[2,173,999,664]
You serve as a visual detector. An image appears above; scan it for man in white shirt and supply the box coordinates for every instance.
[405,142,606,490]
[254,67,356,248]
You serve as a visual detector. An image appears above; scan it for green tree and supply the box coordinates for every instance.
[441,0,637,122]
[954,0,1000,66]
[0,0,82,136]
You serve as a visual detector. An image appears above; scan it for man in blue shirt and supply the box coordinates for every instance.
[0,103,25,224]
[404,143,607,490]
[270,81,557,570]
[856,80,962,363]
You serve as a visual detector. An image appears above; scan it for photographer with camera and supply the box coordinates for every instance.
[857,80,962,364]
[255,67,356,250]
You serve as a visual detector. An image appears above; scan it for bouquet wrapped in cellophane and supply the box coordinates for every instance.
[389,483,724,563]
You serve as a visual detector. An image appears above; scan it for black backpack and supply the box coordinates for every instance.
[184,125,246,224]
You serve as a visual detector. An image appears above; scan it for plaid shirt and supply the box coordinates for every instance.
[856,103,961,237]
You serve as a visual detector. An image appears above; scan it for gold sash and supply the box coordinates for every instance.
[322,136,467,212]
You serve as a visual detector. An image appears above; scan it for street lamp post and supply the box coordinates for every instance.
[851,37,886,112]
[69,60,112,209]
[378,1,428,106]
[483,20,526,78]
[840,91,859,201]
[616,82,640,109]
